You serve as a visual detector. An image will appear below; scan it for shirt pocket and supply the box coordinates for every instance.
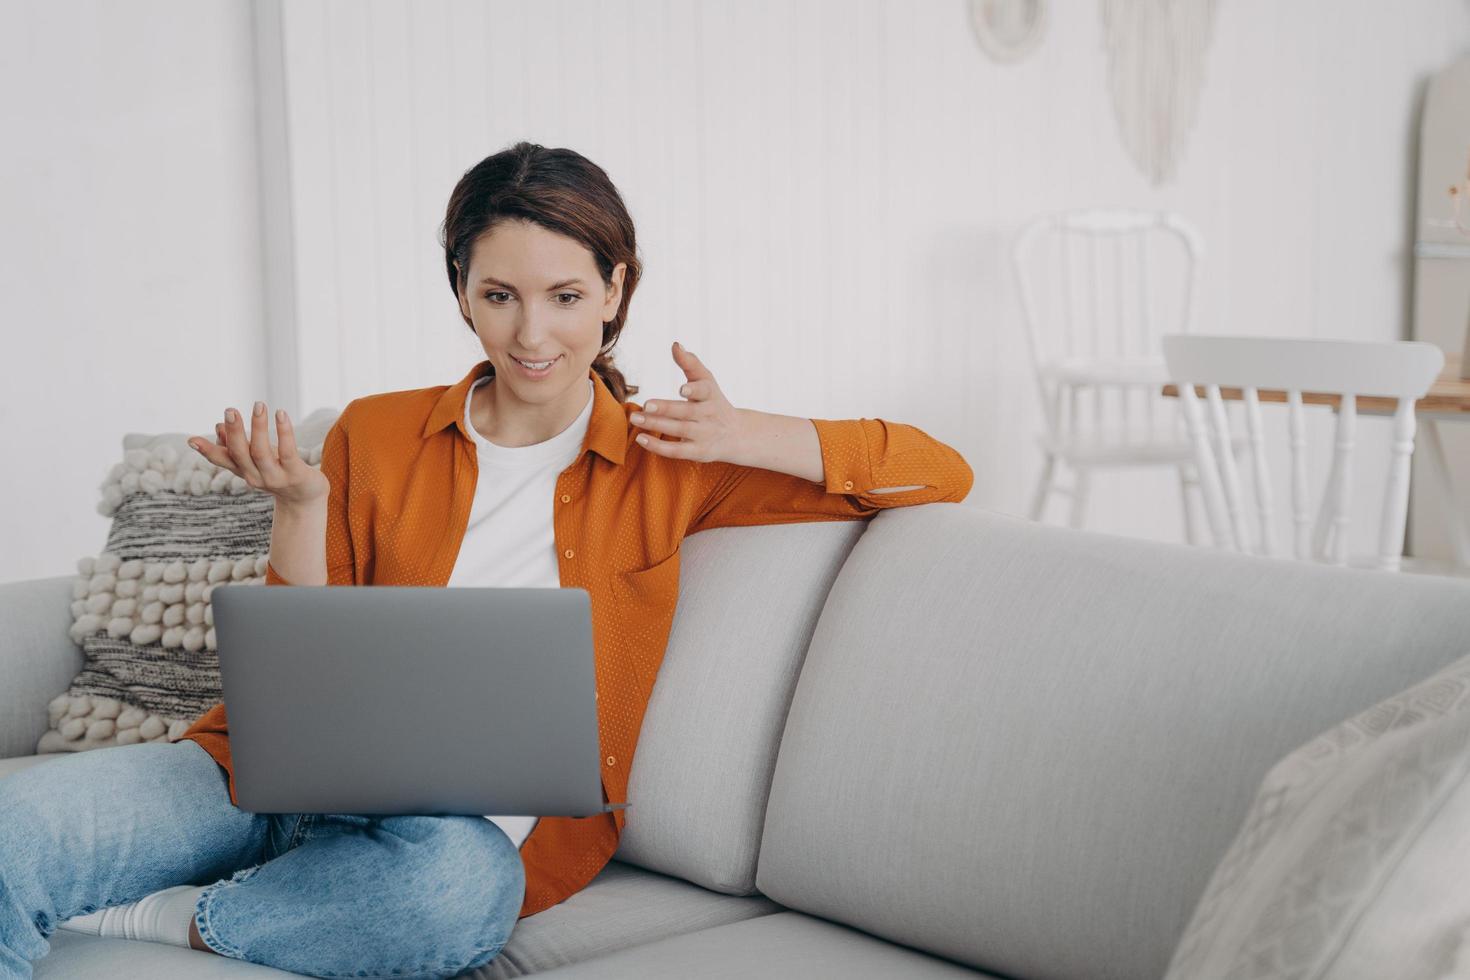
[611,550,681,603]
[609,550,682,697]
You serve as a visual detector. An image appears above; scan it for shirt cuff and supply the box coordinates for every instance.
[809,418,873,495]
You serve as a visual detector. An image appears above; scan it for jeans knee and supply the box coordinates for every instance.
[390,815,524,951]
[196,815,522,979]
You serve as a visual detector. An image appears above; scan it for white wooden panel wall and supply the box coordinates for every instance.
[256,0,1470,551]
[0,0,264,584]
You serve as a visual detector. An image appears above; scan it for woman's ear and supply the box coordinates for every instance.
[604,262,626,316]
[453,267,474,324]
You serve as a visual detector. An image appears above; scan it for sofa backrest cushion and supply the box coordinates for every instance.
[754,505,1470,980]
[613,518,867,894]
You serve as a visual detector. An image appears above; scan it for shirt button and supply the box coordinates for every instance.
[560,493,571,503]
[606,755,616,767]
[564,548,574,559]
[842,480,854,490]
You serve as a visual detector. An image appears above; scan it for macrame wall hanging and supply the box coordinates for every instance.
[1099,0,1218,186]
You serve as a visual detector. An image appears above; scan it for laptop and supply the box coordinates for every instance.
[211,582,628,819]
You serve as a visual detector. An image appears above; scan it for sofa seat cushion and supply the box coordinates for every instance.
[525,911,994,979]
[39,930,292,977]
[471,861,781,978]
[39,863,779,979]
[38,863,779,978]
[37,867,777,979]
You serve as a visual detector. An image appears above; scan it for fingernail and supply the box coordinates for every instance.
[679,385,689,397]
[254,401,264,415]
[225,409,236,423]
[646,402,658,413]
[276,409,285,421]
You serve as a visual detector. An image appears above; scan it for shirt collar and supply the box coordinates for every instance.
[420,359,628,466]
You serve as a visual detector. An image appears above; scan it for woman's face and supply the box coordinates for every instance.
[456,219,625,402]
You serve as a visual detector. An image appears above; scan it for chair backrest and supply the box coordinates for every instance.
[1161,334,1445,571]
[1012,208,1205,446]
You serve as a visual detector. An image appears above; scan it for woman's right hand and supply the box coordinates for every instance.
[188,402,329,507]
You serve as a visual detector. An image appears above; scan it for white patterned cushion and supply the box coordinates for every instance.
[1165,650,1470,979]
[37,409,339,753]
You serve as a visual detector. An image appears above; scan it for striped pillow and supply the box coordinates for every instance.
[39,409,340,753]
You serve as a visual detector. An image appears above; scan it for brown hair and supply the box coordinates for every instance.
[439,141,642,401]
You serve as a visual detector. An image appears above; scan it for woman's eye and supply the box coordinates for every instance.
[556,292,581,305]
[485,291,510,303]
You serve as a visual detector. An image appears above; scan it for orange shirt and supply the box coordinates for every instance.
[180,358,973,918]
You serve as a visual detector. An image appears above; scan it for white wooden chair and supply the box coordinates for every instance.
[1161,334,1446,572]
[1012,208,1245,538]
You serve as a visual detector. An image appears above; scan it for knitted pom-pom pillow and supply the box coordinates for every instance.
[38,408,341,754]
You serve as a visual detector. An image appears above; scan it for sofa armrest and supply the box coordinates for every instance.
[0,575,83,760]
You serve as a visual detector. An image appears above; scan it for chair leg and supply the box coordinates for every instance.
[1177,461,1200,546]
[1029,453,1057,522]
[1068,466,1091,529]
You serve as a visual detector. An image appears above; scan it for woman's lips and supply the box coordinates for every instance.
[511,354,561,378]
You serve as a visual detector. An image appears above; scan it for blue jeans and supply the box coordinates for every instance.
[0,738,524,979]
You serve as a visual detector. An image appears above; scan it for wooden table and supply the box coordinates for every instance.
[1162,354,1470,565]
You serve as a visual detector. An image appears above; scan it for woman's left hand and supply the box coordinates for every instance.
[630,341,745,463]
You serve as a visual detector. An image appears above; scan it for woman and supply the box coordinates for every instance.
[0,141,973,978]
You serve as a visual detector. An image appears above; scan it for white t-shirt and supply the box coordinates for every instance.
[446,373,595,849]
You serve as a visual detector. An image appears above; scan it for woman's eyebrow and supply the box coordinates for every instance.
[479,276,587,290]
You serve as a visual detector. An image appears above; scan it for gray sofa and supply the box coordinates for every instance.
[5,504,1470,979]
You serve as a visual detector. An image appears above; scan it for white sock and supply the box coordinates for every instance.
[56,883,207,949]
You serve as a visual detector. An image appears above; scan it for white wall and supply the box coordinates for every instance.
[0,0,266,584]
[4,0,1468,584]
